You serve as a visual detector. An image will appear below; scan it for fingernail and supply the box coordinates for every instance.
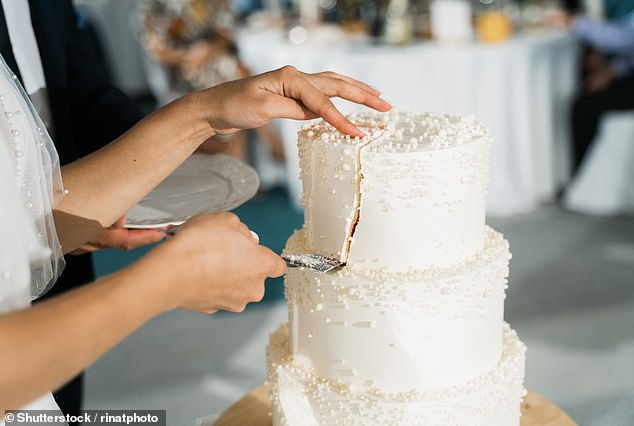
[250,230,260,242]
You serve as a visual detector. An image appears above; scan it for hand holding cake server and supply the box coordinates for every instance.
[0,64,390,413]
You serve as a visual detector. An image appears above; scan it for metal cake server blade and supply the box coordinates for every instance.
[282,253,345,273]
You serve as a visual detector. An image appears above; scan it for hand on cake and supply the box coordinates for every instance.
[141,212,285,314]
[196,65,392,138]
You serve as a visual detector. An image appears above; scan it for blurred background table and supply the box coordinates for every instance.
[237,29,578,216]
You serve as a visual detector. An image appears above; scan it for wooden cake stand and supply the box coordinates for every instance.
[214,386,577,426]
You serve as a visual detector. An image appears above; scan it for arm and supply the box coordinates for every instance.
[572,14,634,54]
[54,67,391,252]
[55,94,205,252]
[0,212,284,412]
[0,262,163,411]
[62,2,165,251]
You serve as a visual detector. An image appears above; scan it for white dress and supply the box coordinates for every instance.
[0,52,67,422]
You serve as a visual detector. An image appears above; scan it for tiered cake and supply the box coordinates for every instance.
[266,110,526,425]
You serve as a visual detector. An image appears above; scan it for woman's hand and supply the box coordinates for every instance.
[70,216,166,255]
[194,66,392,138]
[141,212,285,314]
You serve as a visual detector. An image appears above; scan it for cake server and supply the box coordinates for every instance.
[282,253,345,273]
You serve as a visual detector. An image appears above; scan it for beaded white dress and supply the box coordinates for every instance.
[0,52,67,421]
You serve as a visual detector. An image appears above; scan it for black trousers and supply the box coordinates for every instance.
[35,254,95,426]
[571,74,634,174]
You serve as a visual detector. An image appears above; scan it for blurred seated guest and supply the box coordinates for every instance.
[140,0,284,161]
[563,11,634,174]
[561,1,634,82]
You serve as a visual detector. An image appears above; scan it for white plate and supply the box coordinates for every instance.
[125,153,259,229]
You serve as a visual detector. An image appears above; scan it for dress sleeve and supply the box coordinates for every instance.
[571,14,634,54]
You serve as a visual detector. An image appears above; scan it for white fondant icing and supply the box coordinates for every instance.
[298,110,491,270]
[267,323,527,426]
[268,110,526,426]
[299,130,367,262]
[283,227,510,392]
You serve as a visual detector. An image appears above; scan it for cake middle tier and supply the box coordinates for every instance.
[283,226,510,393]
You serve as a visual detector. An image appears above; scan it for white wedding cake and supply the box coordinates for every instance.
[266,110,526,425]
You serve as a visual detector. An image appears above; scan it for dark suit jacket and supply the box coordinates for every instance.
[29,0,144,162]
[27,0,145,296]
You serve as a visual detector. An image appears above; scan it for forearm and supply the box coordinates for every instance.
[572,16,634,53]
[0,260,173,412]
[55,93,213,251]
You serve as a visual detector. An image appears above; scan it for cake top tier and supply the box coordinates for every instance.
[298,110,491,272]
[298,110,490,153]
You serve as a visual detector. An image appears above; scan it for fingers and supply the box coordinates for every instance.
[282,73,366,137]
[99,228,165,251]
[267,66,391,136]
[203,66,387,137]
[213,214,283,277]
[300,70,391,112]
[261,94,320,122]
[224,214,257,241]
[167,211,287,315]
[306,74,392,113]
[310,71,381,96]
[268,252,286,278]
[214,215,283,277]
[120,229,166,249]
[315,101,366,137]
[73,226,166,253]
[202,214,285,278]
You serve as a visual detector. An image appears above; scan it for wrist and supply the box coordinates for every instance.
[184,86,235,137]
[117,248,182,315]
[168,93,217,149]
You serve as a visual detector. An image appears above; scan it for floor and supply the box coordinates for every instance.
[87,190,634,426]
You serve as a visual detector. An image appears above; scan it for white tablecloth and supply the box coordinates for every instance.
[236,29,578,216]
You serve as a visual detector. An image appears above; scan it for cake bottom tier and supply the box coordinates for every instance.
[266,323,526,426]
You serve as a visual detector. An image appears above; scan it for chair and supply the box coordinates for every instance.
[564,111,634,215]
